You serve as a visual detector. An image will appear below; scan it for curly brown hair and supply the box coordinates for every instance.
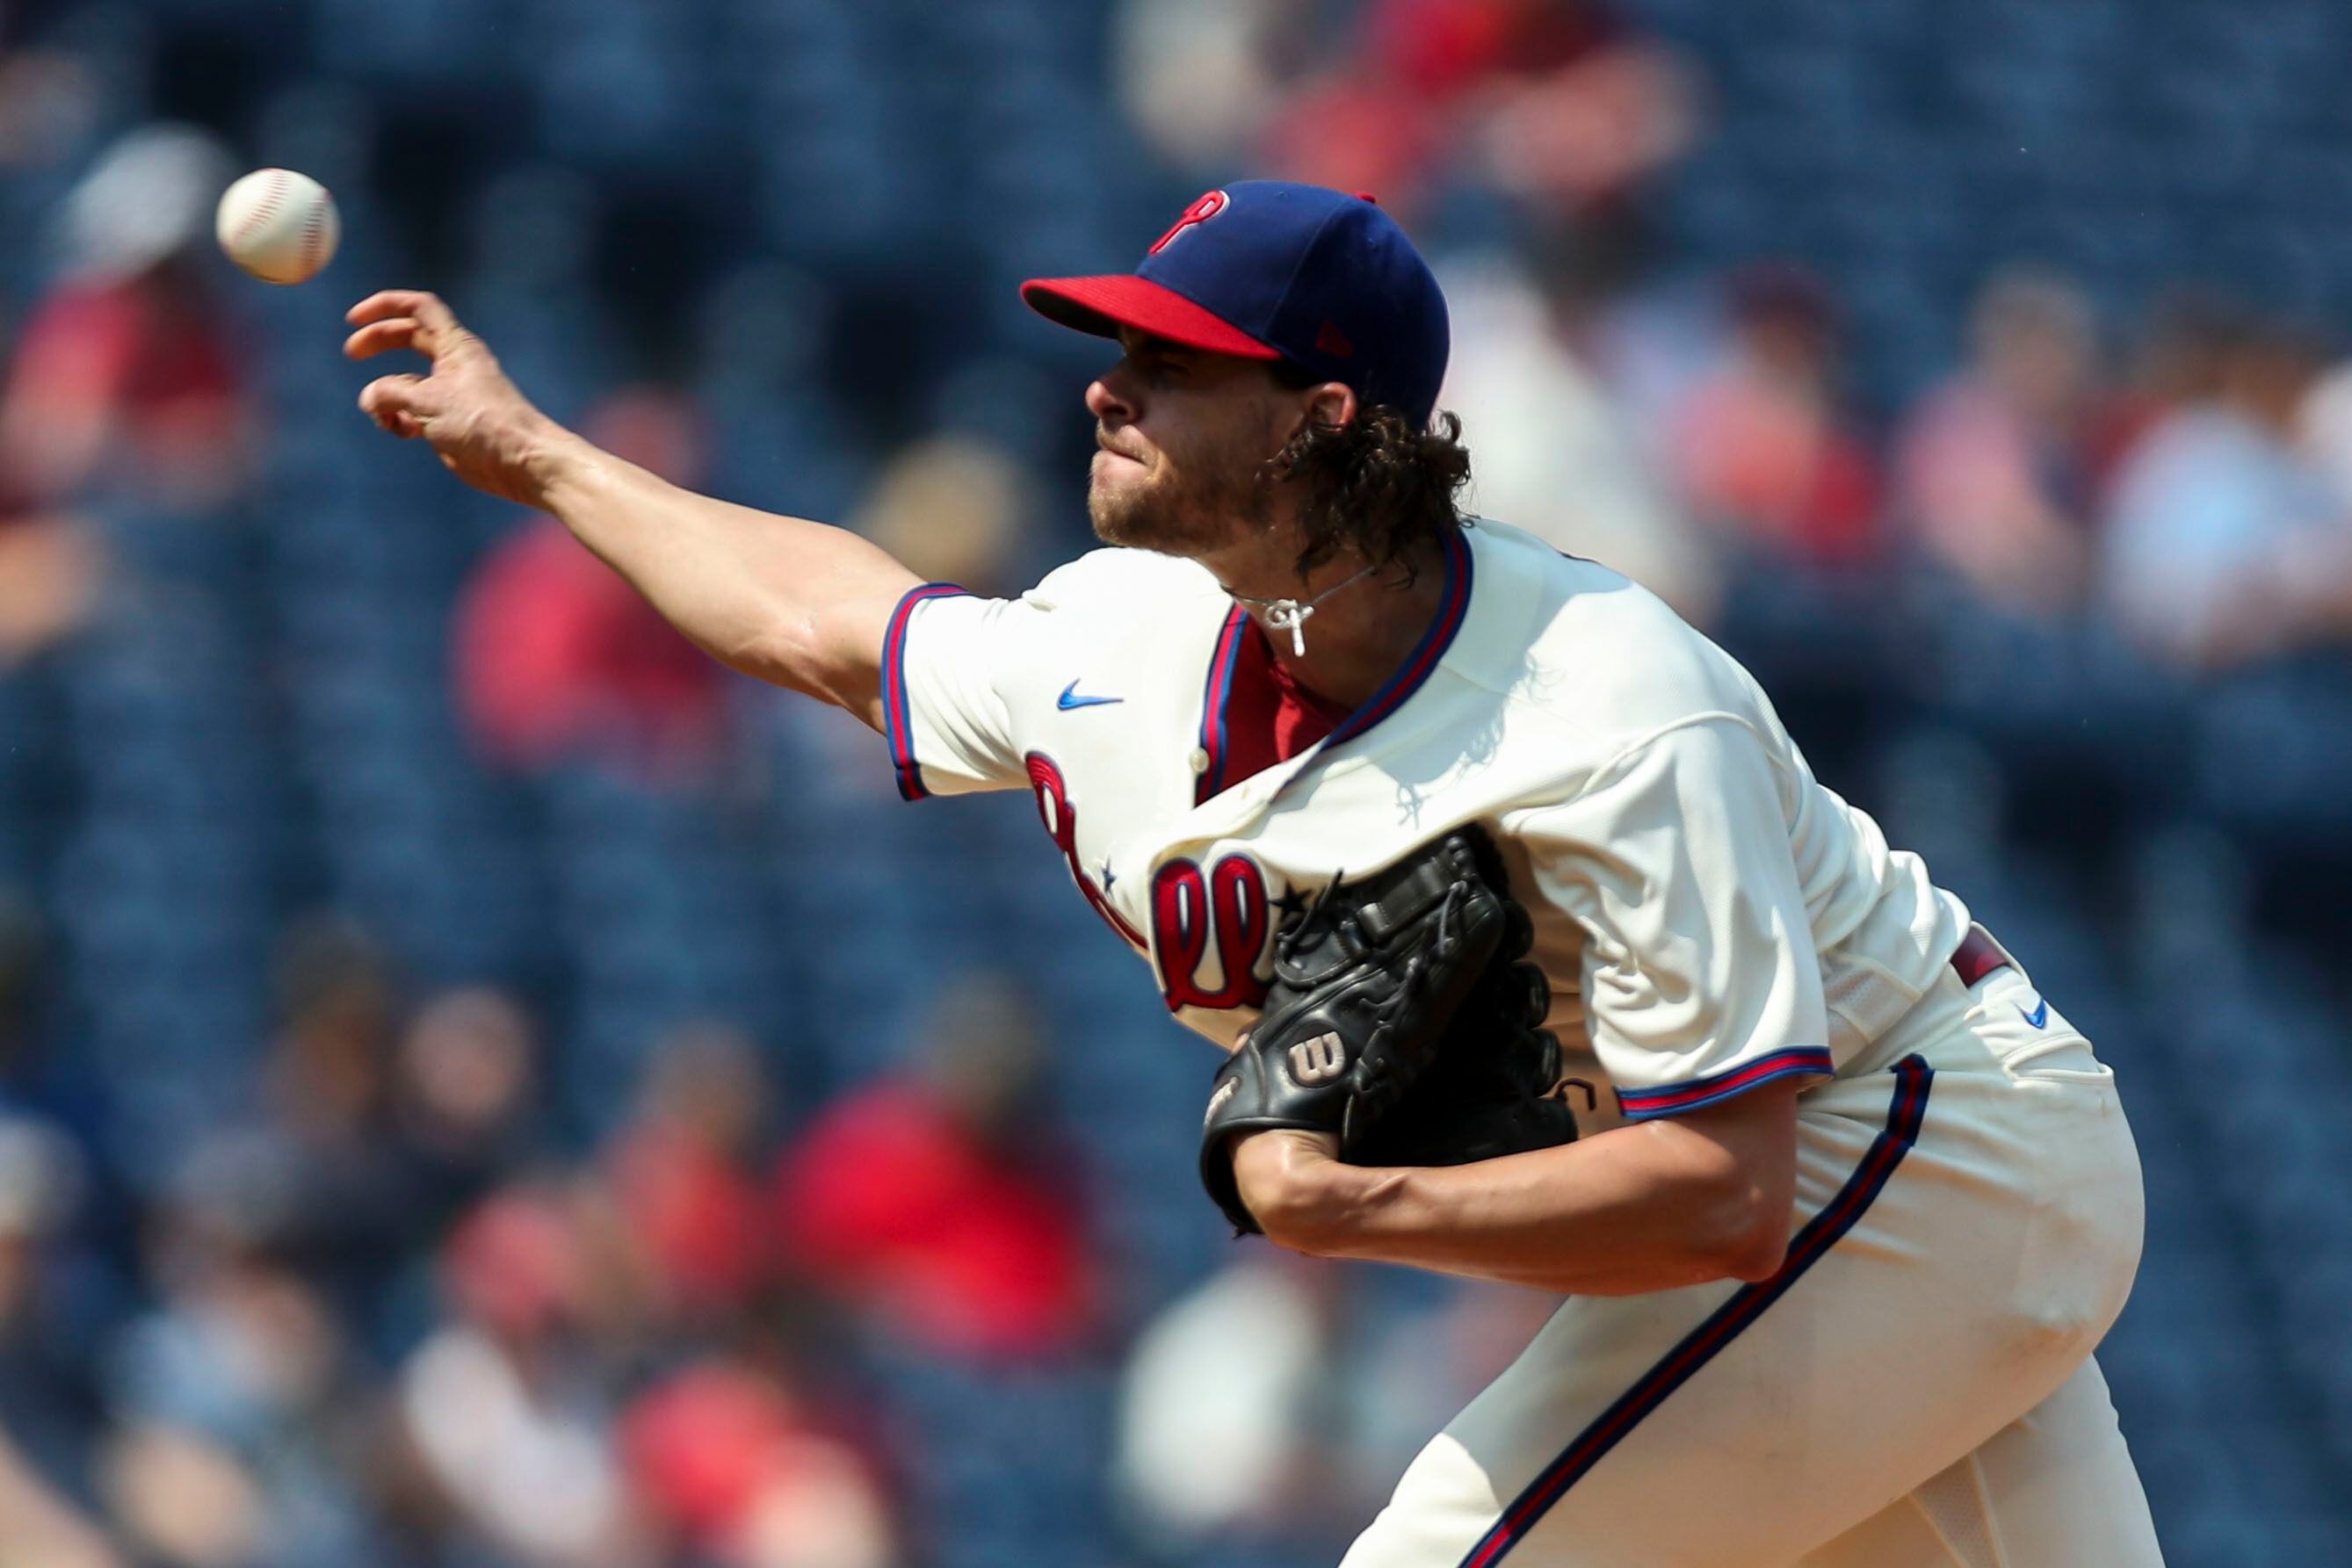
[1256,401,1473,582]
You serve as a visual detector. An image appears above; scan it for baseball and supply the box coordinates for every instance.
[214,168,340,285]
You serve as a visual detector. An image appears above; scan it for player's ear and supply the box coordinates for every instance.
[1299,382,1357,434]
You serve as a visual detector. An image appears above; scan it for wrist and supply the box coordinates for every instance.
[520,419,600,514]
[1233,1131,1367,1254]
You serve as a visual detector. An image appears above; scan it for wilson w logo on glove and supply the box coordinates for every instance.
[1288,1033,1348,1085]
[1198,827,1575,1235]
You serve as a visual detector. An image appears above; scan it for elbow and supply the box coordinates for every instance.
[723,615,807,683]
[1662,1132,1791,1285]
[1714,1220,1790,1284]
[1646,1084,1804,1286]
[1699,1180,1791,1283]
[728,614,836,701]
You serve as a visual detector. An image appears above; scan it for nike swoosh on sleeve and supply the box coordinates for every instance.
[1057,680,1123,711]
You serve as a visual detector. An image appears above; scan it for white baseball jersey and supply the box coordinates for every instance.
[881,517,1972,1129]
[879,516,2160,1564]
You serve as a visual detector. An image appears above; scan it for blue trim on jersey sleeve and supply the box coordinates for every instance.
[1614,1046,1835,1121]
[879,582,970,802]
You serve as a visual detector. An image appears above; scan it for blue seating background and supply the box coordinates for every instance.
[5,0,2352,1561]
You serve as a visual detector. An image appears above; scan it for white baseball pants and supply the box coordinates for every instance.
[1342,959,2165,1567]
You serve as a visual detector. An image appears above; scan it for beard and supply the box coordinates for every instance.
[1087,444,1266,555]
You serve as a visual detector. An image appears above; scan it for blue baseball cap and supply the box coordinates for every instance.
[1022,180,1451,429]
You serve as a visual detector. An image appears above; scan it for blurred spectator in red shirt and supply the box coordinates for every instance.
[1667,265,1880,567]
[1255,75,1451,224]
[1892,270,2103,613]
[1121,0,1696,226]
[0,125,247,661]
[0,125,249,514]
[1274,0,1695,220]
[621,1357,895,1568]
[398,1184,651,1567]
[1436,0,1700,218]
[1368,0,1620,101]
[771,975,1094,1362]
[453,386,727,781]
[604,1022,774,1324]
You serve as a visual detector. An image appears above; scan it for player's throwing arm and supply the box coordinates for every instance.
[343,290,918,722]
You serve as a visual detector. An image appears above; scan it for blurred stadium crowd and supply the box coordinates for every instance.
[5,0,2352,1564]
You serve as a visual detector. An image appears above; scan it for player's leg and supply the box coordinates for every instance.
[1339,1084,1944,1568]
[1340,972,2150,1568]
[1798,1354,2164,1568]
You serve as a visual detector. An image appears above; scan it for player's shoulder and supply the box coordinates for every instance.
[930,547,1232,702]
[1459,519,1766,738]
[1018,546,1226,615]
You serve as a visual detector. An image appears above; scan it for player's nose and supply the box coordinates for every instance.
[1085,366,1136,425]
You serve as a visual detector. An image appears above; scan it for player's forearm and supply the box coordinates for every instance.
[530,430,918,720]
[1243,1119,1791,1297]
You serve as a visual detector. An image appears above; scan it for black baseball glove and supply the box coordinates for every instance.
[1198,827,1578,1236]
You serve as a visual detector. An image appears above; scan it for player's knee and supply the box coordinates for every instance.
[2001,1286,2117,1377]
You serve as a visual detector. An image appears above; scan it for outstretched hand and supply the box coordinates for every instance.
[344,291,567,508]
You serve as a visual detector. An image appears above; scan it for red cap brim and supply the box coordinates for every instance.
[1020,275,1282,359]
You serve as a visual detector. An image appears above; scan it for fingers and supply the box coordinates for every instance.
[343,317,420,361]
[358,373,429,437]
[345,289,452,328]
[344,290,469,360]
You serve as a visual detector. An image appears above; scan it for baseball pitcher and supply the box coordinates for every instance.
[344,181,2163,1566]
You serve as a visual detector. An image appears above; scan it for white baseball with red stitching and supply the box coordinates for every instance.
[214,168,340,285]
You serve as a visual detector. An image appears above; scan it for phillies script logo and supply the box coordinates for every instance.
[1149,190,1229,255]
[1025,753,1142,948]
[1150,854,1272,1012]
[1022,748,1276,1011]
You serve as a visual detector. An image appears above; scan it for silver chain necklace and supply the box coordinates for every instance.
[1225,563,1378,656]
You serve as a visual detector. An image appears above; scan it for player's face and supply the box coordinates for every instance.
[1083,332,1304,555]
